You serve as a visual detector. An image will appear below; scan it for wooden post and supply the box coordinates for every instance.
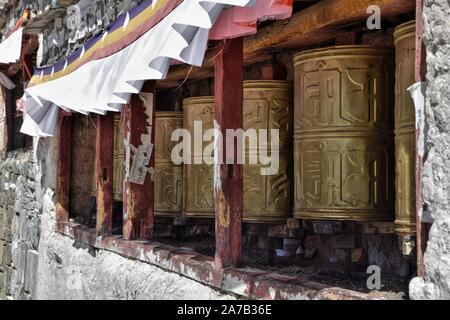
[56,111,72,232]
[95,112,114,236]
[122,81,156,240]
[415,0,429,277]
[260,61,287,81]
[334,31,359,46]
[4,89,15,152]
[214,38,244,269]
[22,54,34,148]
[0,88,7,154]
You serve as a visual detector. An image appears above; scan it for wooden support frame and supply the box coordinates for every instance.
[95,112,114,236]
[56,110,72,232]
[414,0,429,278]
[22,53,34,148]
[214,38,244,269]
[0,36,38,153]
[244,0,414,51]
[158,0,415,89]
[122,81,156,241]
[4,88,15,152]
[0,88,7,155]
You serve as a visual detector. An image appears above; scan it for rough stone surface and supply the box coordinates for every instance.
[37,202,235,300]
[0,146,41,300]
[0,137,234,300]
[1,135,411,300]
[1,0,139,66]
[409,0,450,300]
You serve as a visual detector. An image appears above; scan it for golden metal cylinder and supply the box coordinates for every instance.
[183,97,215,218]
[91,114,124,202]
[113,115,124,201]
[243,81,293,223]
[293,46,395,221]
[155,112,184,217]
[394,21,416,235]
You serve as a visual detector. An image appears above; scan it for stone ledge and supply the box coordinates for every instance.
[56,221,382,300]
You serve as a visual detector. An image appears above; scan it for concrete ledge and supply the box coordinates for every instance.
[56,221,382,300]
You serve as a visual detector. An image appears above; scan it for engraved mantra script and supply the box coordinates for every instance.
[294,55,394,221]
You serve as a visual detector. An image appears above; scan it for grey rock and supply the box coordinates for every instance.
[410,0,450,300]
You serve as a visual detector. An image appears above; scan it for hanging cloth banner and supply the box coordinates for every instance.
[21,0,292,137]
[0,28,23,64]
[210,0,292,39]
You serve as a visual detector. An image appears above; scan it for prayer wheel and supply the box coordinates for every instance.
[243,81,293,223]
[91,114,124,201]
[293,46,395,221]
[183,97,215,218]
[155,112,184,217]
[113,115,124,201]
[394,21,416,235]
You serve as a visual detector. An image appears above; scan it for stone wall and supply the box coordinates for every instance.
[37,201,235,300]
[0,137,235,300]
[39,0,139,67]
[1,0,139,67]
[0,147,41,300]
[409,0,450,300]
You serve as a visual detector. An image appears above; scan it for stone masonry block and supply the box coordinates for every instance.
[0,271,5,292]
[27,215,40,250]
[19,213,28,242]
[2,242,12,267]
[5,266,13,296]
[16,242,29,285]
[0,240,4,265]
[24,250,38,297]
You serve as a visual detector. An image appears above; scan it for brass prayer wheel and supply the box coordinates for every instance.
[155,112,184,217]
[394,21,417,235]
[243,81,293,223]
[293,46,395,221]
[183,97,215,218]
[91,114,124,201]
[113,115,124,201]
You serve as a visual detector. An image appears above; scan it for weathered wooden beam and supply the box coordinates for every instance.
[244,0,415,52]
[158,0,414,89]
[158,51,272,89]
[414,0,426,83]
[214,38,244,269]
[95,112,114,236]
[56,111,72,232]
[122,81,156,240]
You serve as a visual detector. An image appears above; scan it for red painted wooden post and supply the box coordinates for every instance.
[22,54,34,148]
[1,88,7,152]
[56,111,72,232]
[21,35,39,85]
[214,38,244,269]
[4,89,15,152]
[122,81,156,240]
[96,112,114,236]
[415,0,429,277]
